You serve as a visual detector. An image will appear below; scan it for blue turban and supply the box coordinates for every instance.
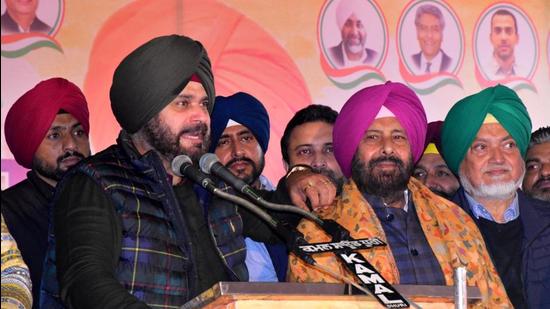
[210,92,270,153]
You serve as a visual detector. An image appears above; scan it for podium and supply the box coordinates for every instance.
[182,282,482,308]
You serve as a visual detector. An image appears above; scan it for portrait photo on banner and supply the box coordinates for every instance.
[0,0,60,36]
[319,0,387,70]
[397,0,463,76]
[473,3,539,82]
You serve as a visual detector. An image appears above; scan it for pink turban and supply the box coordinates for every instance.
[333,81,427,178]
[4,78,90,169]
[335,0,370,30]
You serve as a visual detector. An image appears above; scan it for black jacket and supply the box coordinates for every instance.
[453,189,550,308]
[2,170,54,309]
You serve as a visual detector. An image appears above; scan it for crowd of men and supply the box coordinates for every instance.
[1,33,548,309]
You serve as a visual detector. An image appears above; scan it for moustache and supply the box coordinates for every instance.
[312,166,334,179]
[481,164,512,173]
[57,151,85,164]
[226,157,256,169]
[534,175,550,188]
[180,123,208,138]
[368,156,405,169]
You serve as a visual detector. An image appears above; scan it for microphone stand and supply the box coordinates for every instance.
[244,190,324,225]
[195,168,418,308]
[213,187,420,308]
[208,187,316,265]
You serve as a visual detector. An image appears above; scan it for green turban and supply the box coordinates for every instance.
[441,85,532,174]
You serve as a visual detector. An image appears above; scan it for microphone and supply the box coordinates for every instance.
[173,155,285,230]
[171,155,219,193]
[199,153,323,225]
[173,158,394,302]
[174,157,319,265]
[175,158,409,305]
[200,153,259,198]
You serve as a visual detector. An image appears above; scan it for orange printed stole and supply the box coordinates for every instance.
[288,178,511,308]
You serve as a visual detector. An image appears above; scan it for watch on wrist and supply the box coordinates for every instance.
[285,164,313,180]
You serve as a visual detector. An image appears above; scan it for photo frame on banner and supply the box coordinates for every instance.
[473,3,539,91]
[1,0,64,57]
[397,0,465,94]
[317,0,389,88]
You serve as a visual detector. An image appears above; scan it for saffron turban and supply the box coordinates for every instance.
[110,35,215,134]
[209,92,270,153]
[441,85,532,174]
[333,81,427,178]
[424,121,444,155]
[4,78,90,169]
[335,0,370,30]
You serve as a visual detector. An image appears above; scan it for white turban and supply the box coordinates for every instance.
[335,0,371,30]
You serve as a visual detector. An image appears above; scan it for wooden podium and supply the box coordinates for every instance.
[181,282,482,308]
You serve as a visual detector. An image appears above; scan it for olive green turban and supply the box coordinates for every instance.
[441,85,532,174]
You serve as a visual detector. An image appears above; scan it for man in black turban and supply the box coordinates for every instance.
[50,35,281,308]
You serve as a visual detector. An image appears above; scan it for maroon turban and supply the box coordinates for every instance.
[333,81,427,178]
[4,78,90,169]
[425,120,444,152]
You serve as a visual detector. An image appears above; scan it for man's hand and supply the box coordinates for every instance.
[286,170,336,212]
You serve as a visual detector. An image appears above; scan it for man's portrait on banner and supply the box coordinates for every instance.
[1,0,59,36]
[397,1,463,76]
[319,0,386,69]
[474,4,538,81]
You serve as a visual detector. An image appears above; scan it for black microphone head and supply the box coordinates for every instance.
[171,155,192,177]
[199,153,220,174]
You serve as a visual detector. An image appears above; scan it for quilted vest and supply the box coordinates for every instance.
[40,132,247,308]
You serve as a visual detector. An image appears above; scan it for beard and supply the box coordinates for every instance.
[459,170,523,200]
[312,166,345,195]
[225,155,265,185]
[459,163,524,200]
[140,115,210,163]
[345,40,364,54]
[351,153,413,202]
[344,33,365,54]
[32,150,86,182]
[528,176,550,202]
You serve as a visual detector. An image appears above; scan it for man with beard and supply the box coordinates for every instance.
[328,0,378,68]
[289,81,511,308]
[2,77,91,308]
[413,121,459,200]
[523,126,550,202]
[50,35,332,308]
[281,104,345,194]
[442,85,550,308]
[209,92,287,282]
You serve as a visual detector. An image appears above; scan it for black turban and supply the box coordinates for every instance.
[110,35,215,133]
